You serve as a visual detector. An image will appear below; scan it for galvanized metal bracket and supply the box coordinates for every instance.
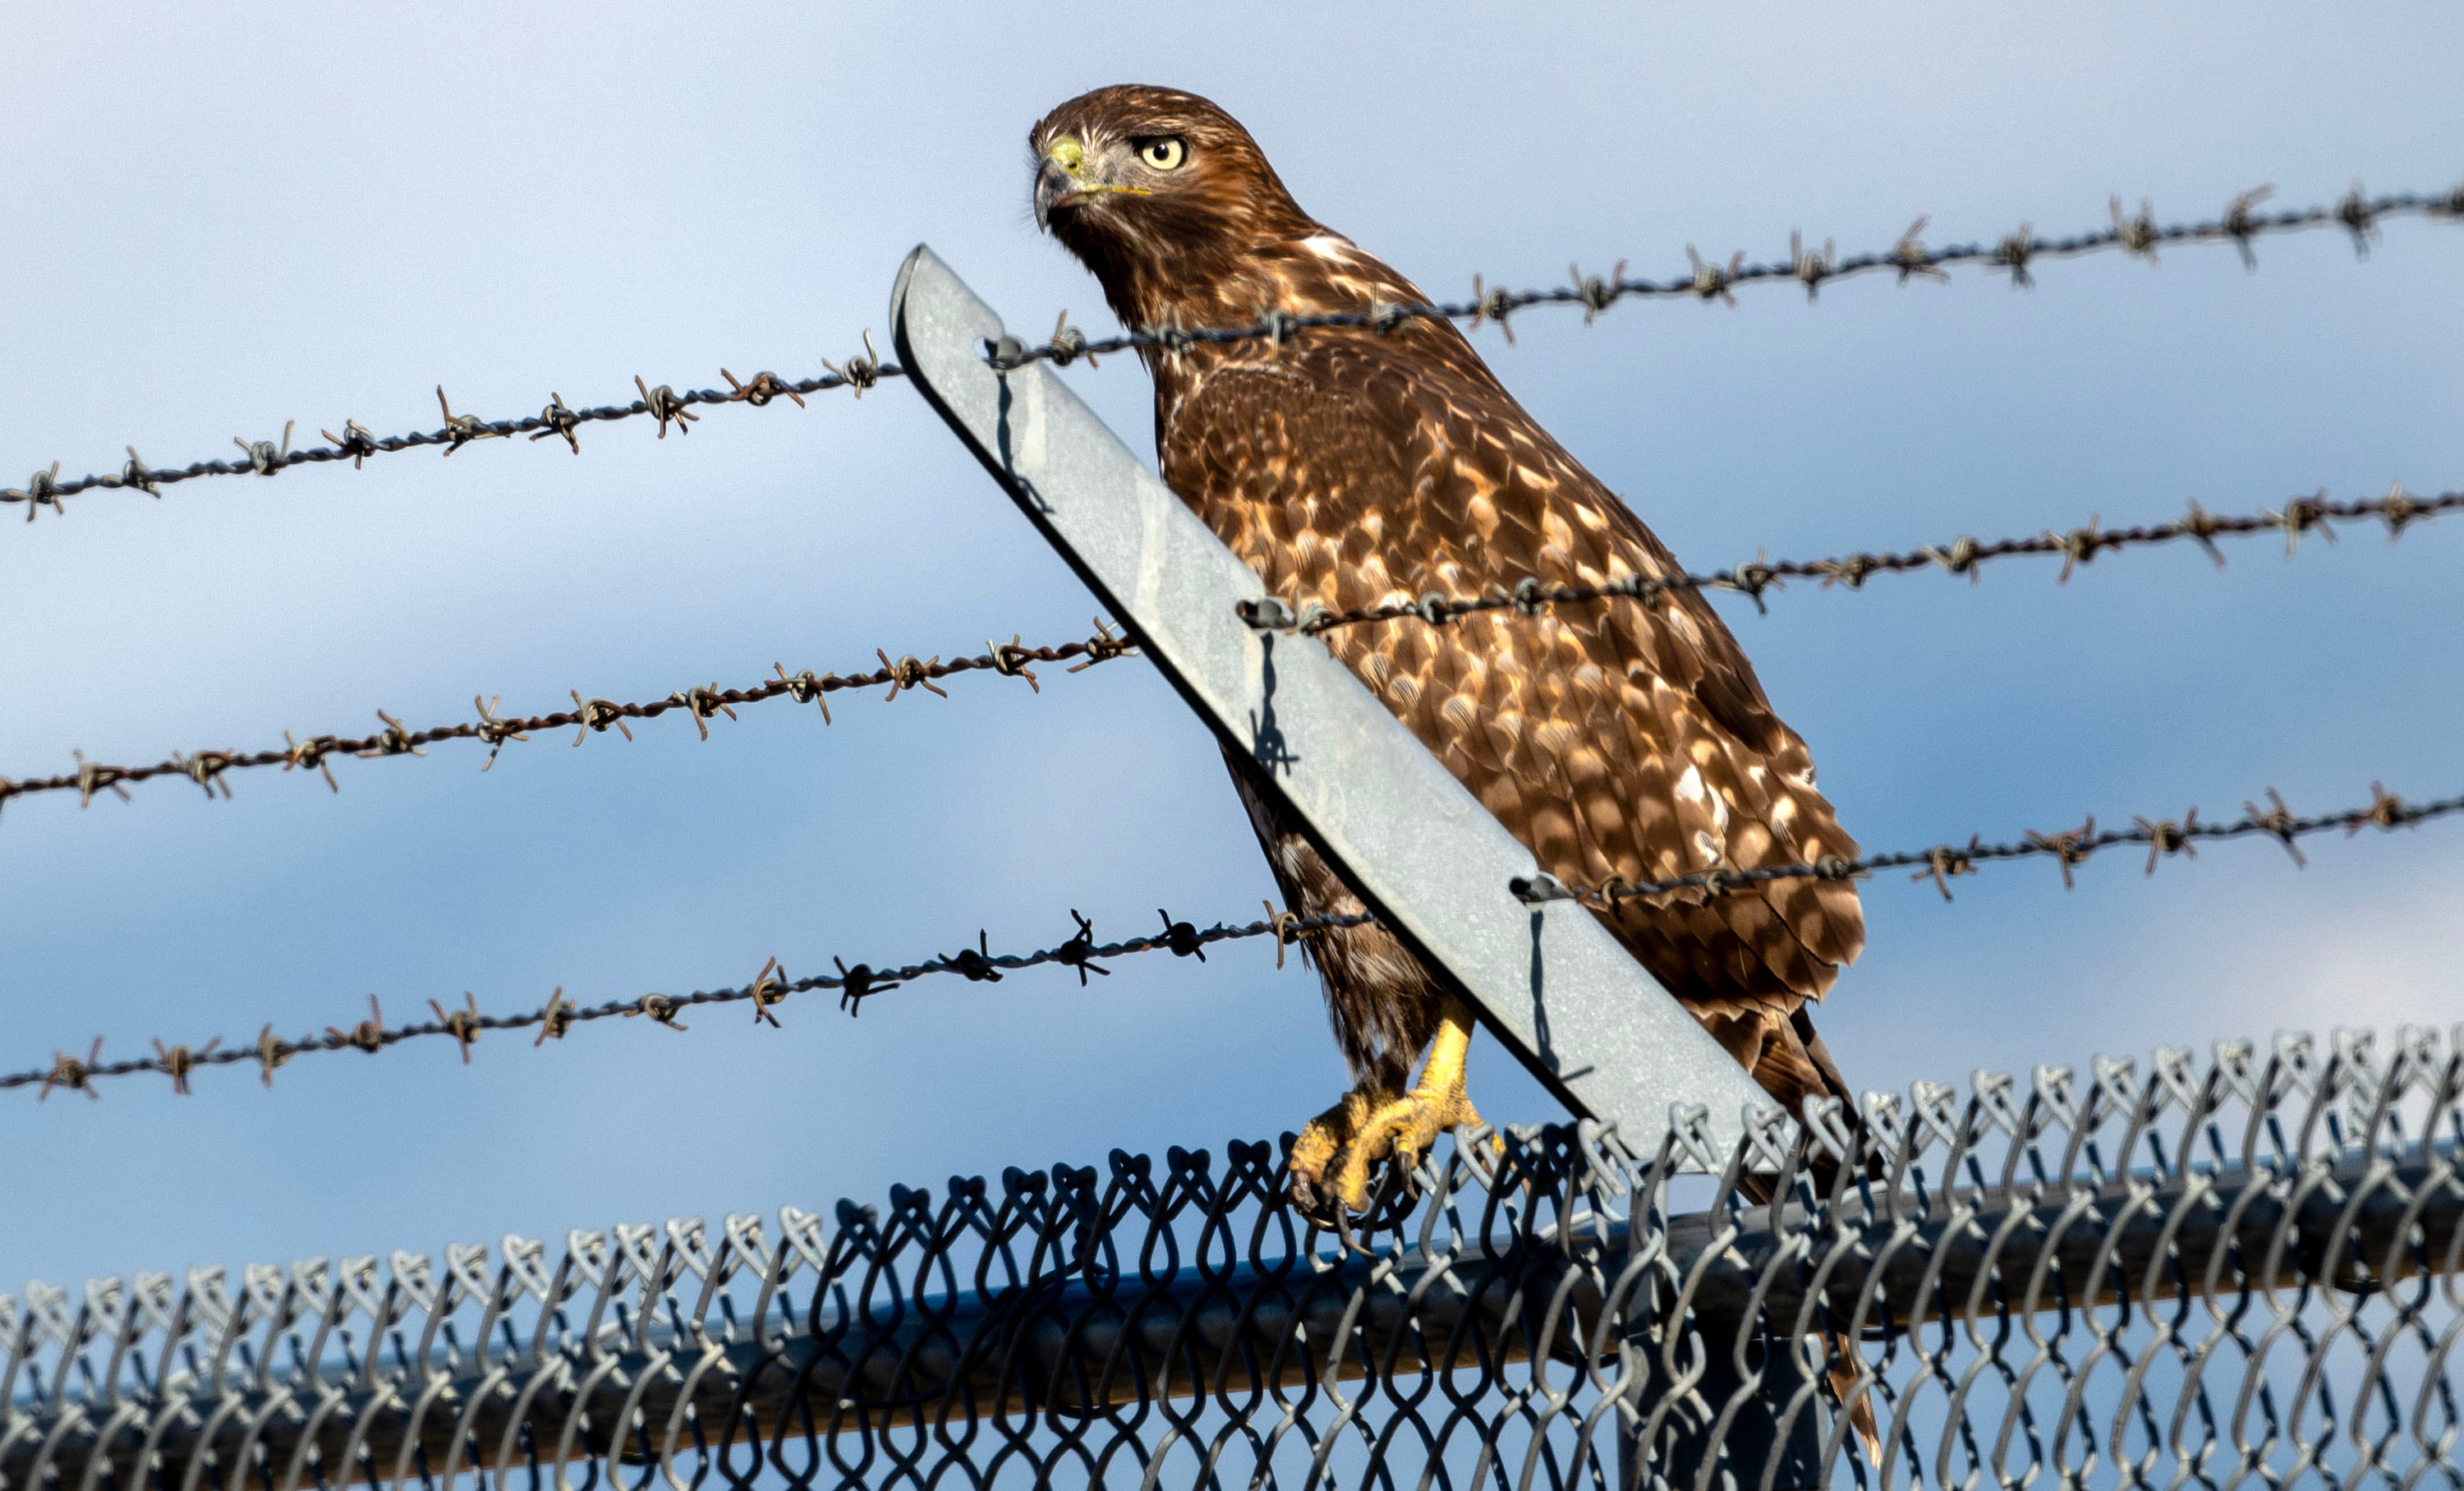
[890,245,1770,1160]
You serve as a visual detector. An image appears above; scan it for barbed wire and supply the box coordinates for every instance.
[1234,483,2460,635]
[0,341,901,521]
[992,183,2462,369]
[14,777,2451,1101]
[17,482,2451,826]
[1513,780,2462,910]
[0,623,1136,821]
[3,904,1372,1100]
[16,185,2449,524]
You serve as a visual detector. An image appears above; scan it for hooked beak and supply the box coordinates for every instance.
[1033,152,1083,228]
[1033,136,1147,230]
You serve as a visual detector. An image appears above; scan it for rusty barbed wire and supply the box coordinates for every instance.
[12,778,2453,1099]
[15,186,2447,524]
[0,904,1370,1099]
[1513,779,2462,910]
[992,182,2462,369]
[17,484,2450,825]
[0,622,1138,822]
[0,339,900,520]
[1233,482,2461,636]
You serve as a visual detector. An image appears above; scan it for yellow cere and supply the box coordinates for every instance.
[1044,136,1149,196]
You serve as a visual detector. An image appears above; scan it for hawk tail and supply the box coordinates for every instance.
[1737,1008,1882,1465]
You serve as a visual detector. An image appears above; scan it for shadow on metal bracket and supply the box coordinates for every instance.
[890,245,1769,1161]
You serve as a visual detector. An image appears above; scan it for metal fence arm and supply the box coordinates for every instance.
[887,244,1768,1157]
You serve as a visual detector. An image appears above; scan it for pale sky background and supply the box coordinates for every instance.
[4,2,2460,1288]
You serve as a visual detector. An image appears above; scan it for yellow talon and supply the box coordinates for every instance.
[1289,998,1484,1215]
[1289,1083,1395,1213]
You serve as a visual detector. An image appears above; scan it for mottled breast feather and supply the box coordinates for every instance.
[1150,239,1866,1071]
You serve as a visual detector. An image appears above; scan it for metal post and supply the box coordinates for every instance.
[889,244,1769,1160]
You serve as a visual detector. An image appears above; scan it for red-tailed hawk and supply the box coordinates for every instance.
[1030,86,1865,1213]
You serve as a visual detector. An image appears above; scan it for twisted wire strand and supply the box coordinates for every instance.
[991,184,2462,369]
[14,780,2453,1101]
[12,185,2451,522]
[1234,484,2460,636]
[15,484,2453,826]
[1515,782,2461,910]
[1,347,901,520]
[4,907,1372,1098]
[0,623,1135,820]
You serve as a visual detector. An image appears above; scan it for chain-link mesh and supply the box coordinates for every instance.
[6,1026,2458,1491]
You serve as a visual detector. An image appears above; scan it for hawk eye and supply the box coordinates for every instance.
[1138,137,1187,171]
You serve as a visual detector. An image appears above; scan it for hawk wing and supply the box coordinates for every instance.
[1156,318,1864,1098]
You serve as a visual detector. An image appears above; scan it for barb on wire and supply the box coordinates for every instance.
[1,336,902,519]
[0,622,1139,821]
[993,183,2462,369]
[1235,483,2460,637]
[11,776,2455,1101]
[0,907,1377,1098]
[1511,780,2462,911]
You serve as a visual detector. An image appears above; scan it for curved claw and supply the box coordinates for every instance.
[1330,1083,1483,1212]
[1289,1084,1395,1218]
[1288,996,1483,1216]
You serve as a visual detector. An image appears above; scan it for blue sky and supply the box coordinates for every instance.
[3,2,2459,1288]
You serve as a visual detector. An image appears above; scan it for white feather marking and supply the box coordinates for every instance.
[1676,764,1731,835]
[1693,829,1726,867]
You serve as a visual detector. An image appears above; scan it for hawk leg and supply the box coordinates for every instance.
[1292,996,1483,1213]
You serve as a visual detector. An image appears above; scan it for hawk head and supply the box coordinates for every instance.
[1029,85,1317,329]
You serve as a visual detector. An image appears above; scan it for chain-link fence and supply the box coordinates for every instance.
[7,1027,2457,1490]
